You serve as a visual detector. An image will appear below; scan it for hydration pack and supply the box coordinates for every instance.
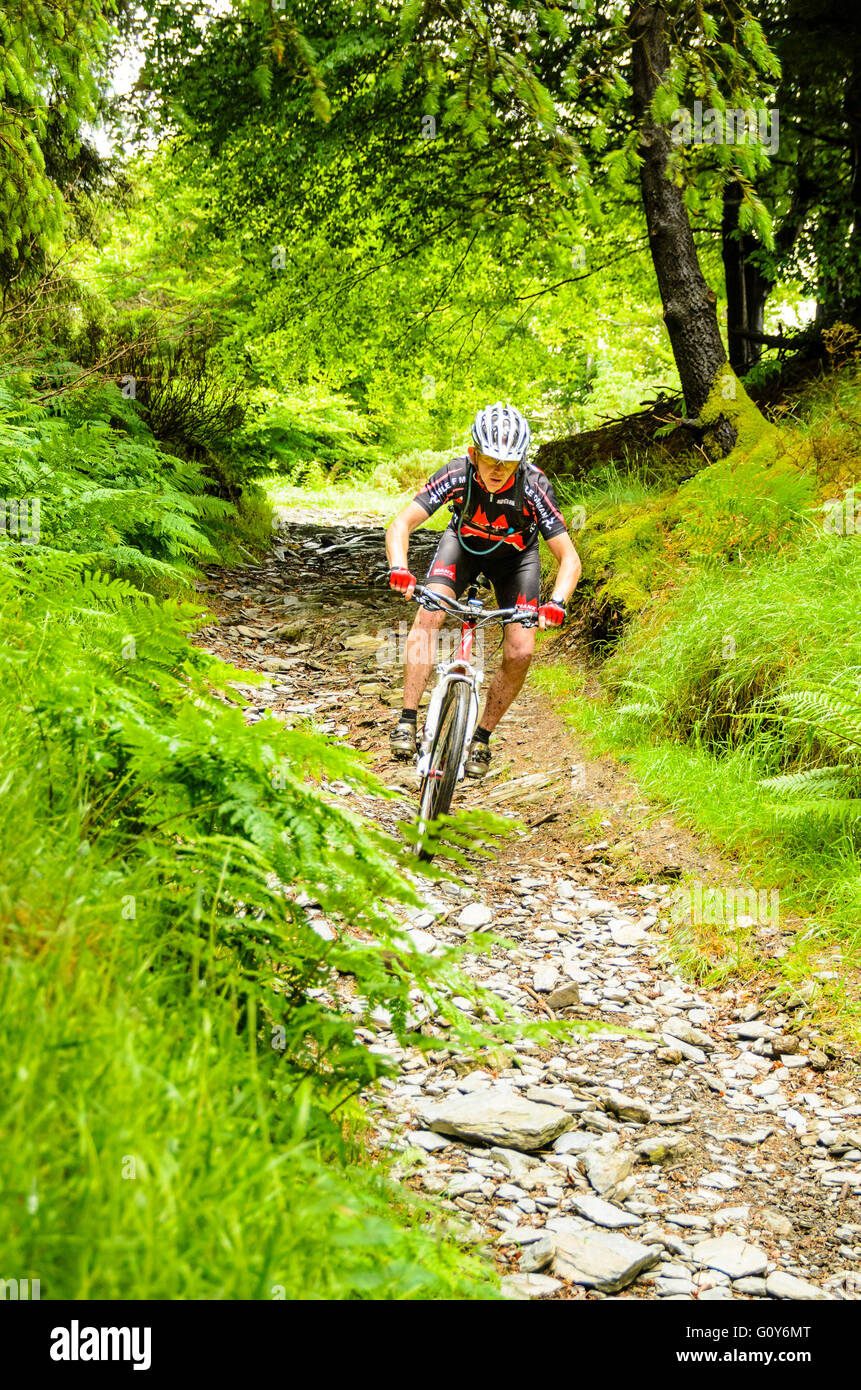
[454,457,534,556]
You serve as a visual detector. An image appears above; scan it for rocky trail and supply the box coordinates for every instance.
[195,508,861,1302]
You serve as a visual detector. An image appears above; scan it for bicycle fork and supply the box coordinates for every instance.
[417,665,483,783]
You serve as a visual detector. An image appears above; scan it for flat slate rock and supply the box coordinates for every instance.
[501,1272,562,1300]
[765,1271,831,1301]
[610,922,648,946]
[580,1138,636,1197]
[693,1235,768,1280]
[407,1129,451,1152]
[421,1086,572,1152]
[603,1090,652,1124]
[569,1194,643,1229]
[551,1226,661,1292]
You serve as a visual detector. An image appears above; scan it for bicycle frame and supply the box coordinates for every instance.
[413,584,536,785]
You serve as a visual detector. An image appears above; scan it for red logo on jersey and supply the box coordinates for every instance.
[431,563,456,579]
[514,592,538,610]
[460,522,527,549]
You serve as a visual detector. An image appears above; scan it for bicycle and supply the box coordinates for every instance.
[408,582,538,862]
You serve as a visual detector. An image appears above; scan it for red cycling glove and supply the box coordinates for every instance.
[539,598,567,627]
[389,566,416,595]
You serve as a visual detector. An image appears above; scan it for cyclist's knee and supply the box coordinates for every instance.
[413,606,446,631]
[503,632,534,668]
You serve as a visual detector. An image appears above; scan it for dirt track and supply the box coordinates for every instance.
[195,508,861,1301]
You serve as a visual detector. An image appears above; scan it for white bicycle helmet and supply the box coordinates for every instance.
[470,402,531,462]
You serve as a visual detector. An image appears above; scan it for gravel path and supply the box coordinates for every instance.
[196,512,861,1302]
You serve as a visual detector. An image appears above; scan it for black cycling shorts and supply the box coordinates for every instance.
[423,526,541,616]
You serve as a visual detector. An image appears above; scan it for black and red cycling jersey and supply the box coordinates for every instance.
[412,456,568,555]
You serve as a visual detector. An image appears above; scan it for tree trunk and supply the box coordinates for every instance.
[722,182,770,374]
[842,41,861,321]
[629,1,737,455]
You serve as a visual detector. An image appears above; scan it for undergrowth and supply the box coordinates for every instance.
[0,372,509,1299]
[535,354,861,1038]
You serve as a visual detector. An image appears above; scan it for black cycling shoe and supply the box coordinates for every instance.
[464,738,492,779]
[389,718,418,758]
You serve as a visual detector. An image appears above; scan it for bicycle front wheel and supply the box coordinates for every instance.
[414,682,471,862]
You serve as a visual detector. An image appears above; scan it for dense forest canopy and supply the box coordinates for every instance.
[2,0,857,457]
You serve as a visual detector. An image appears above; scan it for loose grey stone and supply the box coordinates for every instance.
[761,1209,794,1236]
[495,1226,546,1246]
[422,1086,572,1152]
[553,1131,597,1155]
[490,1146,541,1181]
[610,922,648,946]
[518,1235,555,1272]
[821,1169,861,1186]
[408,1129,451,1153]
[501,1272,563,1300]
[548,982,581,1009]
[699,1171,739,1191]
[447,1172,484,1196]
[693,1235,768,1279]
[532,964,558,992]
[661,1033,706,1063]
[579,1136,636,1198]
[603,1090,652,1124]
[727,1021,776,1040]
[733,1277,769,1295]
[657,1278,696,1297]
[569,1194,643,1229]
[580,1109,619,1134]
[525,1085,576,1109]
[457,902,494,929]
[552,1227,661,1292]
[496,1183,526,1201]
[636,1134,692,1165]
[663,1016,716,1050]
[717,1126,773,1147]
[456,1069,494,1093]
[713,1205,750,1226]
[765,1271,831,1300]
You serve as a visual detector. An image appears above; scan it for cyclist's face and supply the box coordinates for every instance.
[474,449,519,492]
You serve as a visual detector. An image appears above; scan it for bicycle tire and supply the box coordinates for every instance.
[414,682,471,862]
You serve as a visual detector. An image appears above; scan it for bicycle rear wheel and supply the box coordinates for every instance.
[414,682,471,862]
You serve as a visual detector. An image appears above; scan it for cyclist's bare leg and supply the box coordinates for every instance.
[401,583,451,710]
[477,622,535,732]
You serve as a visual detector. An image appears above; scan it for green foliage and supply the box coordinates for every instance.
[0,371,241,580]
[0,0,111,277]
[0,372,508,1298]
[554,363,861,987]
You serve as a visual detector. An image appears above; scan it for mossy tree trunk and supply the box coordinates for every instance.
[629,1,744,457]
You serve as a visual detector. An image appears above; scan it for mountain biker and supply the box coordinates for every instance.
[384,402,581,779]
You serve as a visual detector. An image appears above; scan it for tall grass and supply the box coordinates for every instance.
[0,374,498,1300]
[536,357,861,1026]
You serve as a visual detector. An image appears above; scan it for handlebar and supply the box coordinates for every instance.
[412,583,539,628]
